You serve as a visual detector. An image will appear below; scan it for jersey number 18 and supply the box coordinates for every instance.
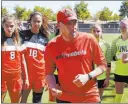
[29,49,37,57]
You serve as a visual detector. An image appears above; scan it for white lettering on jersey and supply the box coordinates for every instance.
[29,49,38,57]
[56,50,86,59]
[10,51,15,59]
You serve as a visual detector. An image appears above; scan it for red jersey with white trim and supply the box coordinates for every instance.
[20,30,48,77]
[2,38,22,75]
[45,32,107,102]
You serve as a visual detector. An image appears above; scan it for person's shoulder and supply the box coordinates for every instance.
[100,39,108,44]
[47,35,61,46]
[78,32,97,42]
[101,39,110,48]
[78,32,93,38]
[112,35,121,43]
[49,35,61,43]
[115,35,121,40]
[19,29,32,43]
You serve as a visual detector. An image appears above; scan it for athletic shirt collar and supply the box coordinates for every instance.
[60,32,79,45]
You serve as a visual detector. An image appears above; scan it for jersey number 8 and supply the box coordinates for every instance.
[10,51,15,60]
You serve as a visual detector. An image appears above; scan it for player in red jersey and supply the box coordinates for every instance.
[20,12,49,103]
[44,8,107,103]
[1,15,29,103]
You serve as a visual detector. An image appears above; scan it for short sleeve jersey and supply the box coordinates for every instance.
[97,39,111,80]
[44,32,107,102]
[20,30,49,77]
[111,36,128,76]
[2,38,22,75]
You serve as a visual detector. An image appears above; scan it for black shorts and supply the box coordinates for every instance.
[56,99,71,103]
[97,79,106,88]
[54,74,60,85]
[114,74,128,83]
[56,99,100,103]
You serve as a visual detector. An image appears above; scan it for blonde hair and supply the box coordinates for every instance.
[2,15,20,47]
[90,23,103,39]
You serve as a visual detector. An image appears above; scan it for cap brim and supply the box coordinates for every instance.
[63,16,77,24]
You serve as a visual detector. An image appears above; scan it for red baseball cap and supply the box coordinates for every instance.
[57,8,77,24]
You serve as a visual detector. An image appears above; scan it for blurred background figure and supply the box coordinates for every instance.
[17,20,27,31]
[111,18,128,103]
[90,24,111,100]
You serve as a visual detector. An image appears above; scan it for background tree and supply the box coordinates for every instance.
[21,9,32,20]
[99,7,113,21]
[93,11,102,21]
[44,8,54,20]
[74,1,91,21]
[61,5,73,10]
[2,7,8,17]
[119,1,128,19]
[112,13,120,21]
[13,5,26,20]
[33,6,55,21]
[33,6,43,13]
[51,13,56,21]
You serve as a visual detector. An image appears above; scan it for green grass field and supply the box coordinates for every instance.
[3,33,128,103]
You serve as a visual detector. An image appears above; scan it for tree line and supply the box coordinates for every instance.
[2,1,128,21]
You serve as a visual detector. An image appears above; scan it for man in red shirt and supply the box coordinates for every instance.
[44,8,107,103]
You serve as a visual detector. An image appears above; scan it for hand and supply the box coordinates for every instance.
[73,74,89,87]
[23,79,29,90]
[122,53,128,63]
[103,78,109,88]
[50,88,62,97]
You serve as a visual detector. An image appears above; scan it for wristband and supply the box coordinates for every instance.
[88,73,92,80]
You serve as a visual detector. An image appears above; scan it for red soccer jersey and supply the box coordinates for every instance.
[21,30,48,80]
[1,38,24,93]
[45,32,107,102]
[23,42,45,78]
[2,44,22,75]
